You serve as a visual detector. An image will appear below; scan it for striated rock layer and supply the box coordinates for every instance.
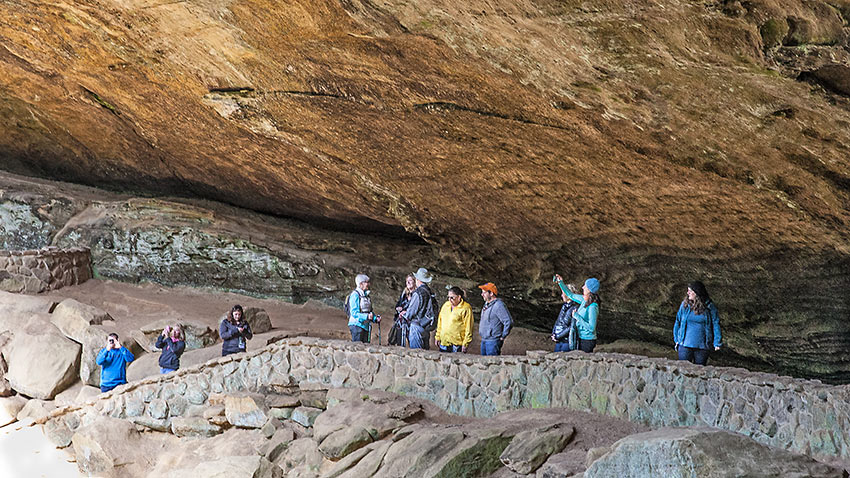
[1,0,850,379]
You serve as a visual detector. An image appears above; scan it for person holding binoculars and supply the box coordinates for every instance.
[96,333,135,393]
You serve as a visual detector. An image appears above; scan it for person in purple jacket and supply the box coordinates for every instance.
[96,333,135,393]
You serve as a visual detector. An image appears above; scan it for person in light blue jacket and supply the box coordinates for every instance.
[348,273,380,343]
[673,280,722,365]
[554,275,600,352]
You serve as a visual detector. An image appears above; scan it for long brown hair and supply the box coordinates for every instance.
[227,304,244,324]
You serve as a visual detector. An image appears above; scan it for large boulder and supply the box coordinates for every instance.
[2,316,81,399]
[135,319,217,352]
[76,326,110,387]
[71,416,146,477]
[0,291,56,333]
[50,298,113,339]
[584,427,846,478]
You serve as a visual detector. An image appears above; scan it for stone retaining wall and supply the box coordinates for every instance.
[48,338,850,467]
[0,247,92,293]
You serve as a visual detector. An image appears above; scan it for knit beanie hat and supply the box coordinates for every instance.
[584,278,600,294]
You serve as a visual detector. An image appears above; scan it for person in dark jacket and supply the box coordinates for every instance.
[401,268,436,349]
[390,274,416,346]
[220,304,253,356]
[156,324,186,374]
[551,283,580,352]
[96,333,135,393]
[673,281,722,365]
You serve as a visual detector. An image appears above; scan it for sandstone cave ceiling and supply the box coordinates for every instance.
[1,0,849,380]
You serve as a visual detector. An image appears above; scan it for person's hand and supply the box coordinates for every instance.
[435,339,441,348]
[237,327,244,333]
[461,345,468,353]
[399,310,407,318]
[714,346,721,351]
[554,274,563,282]
[674,343,679,351]
[375,315,381,323]
[551,334,557,342]
[396,306,403,312]
[105,339,113,350]
[162,326,170,337]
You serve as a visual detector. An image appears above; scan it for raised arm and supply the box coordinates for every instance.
[95,348,111,366]
[557,281,584,304]
[120,347,135,363]
[155,335,167,349]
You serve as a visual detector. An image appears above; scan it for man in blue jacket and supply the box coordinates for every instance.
[96,333,135,392]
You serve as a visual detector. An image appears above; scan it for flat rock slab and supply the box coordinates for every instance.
[584,427,847,478]
[171,416,223,437]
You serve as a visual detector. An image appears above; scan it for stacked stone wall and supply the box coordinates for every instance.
[48,338,850,467]
[0,247,92,293]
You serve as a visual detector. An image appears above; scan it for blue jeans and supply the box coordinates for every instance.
[554,342,571,352]
[480,339,503,356]
[678,346,710,365]
[100,383,122,393]
[350,325,369,343]
[160,367,177,374]
[439,344,463,353]
[408,324,427,349]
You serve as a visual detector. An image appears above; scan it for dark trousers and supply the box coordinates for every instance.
[678,346,710,365]
[439,344,463,353]
[577,338,596,353]
[100,383,121,393]
[480,339,503,356]
[554,342,571,352]
[350,325,369,343]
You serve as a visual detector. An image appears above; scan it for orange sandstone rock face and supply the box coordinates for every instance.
[1,1,849,378]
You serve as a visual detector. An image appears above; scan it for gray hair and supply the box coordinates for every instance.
[355,274,370,286]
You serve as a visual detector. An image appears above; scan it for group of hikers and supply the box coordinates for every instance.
[96,304,254,392]
[95,270,721,393]
[346,268,723,365]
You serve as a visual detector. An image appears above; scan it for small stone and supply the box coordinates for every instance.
[148,399,168,419]
[291,406,323,428]
[261,417,281,438]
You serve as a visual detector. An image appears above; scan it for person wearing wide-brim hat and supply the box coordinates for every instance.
[400,267,436,349]
[553,275,601,353]
[478,282,513,356]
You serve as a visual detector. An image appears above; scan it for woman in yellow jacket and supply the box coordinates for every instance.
[434,286,474,353]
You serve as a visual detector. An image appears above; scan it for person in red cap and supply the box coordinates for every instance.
[478,282,513,356]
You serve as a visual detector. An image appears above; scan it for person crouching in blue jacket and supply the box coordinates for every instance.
[673,281,722,365]
[220,304,253,356]
[156,324,186,374]
[96,333,135,393]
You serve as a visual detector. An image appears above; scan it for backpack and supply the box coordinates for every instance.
[417,288,438,331]
[387,320,404,346]
[344,291,371,319]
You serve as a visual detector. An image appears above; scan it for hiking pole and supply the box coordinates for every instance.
[377,316,382,345]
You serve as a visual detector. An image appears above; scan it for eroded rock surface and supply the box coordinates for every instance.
[0,0,849,381]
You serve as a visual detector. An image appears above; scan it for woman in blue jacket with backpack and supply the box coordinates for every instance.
[673,281,722,365]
